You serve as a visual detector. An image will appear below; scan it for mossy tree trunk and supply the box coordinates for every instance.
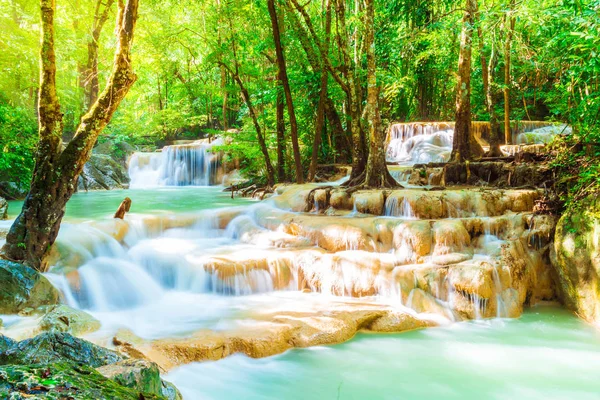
[83,0,115,112]
[347,0,395,188]
[451,0,476,163]
[476,9,503,157]
[2,0,139,271]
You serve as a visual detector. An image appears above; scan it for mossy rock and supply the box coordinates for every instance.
[552,207,600,323]
[0,362,165,399]
[39,305,101,336]
[0,332,123,367]
[0,260,60,314]
[0,335,16,353]
[97,359,182,400]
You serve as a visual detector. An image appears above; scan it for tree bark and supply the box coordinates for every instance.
[308,0,332,182]
[268,0,303,183]
[451,0,476,163]
[3,0,139,271]
[503,0,516,144]
[285,2,349,162]
[476,16,502,157]
[223,64,276,186]
[353,0,395,188]
[335,0,364,180]
[83,0,115,111]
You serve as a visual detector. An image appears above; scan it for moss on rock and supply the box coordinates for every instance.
[0,260,59,314]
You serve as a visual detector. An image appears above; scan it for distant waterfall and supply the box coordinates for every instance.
[385,121,567,166]
[128,139,223,188]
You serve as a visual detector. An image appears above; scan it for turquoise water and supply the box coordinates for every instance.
[167,306,600,400]
[7,187,251,221]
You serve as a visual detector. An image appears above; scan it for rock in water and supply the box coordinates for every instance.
[39,304,101,336]
[552,209,600,324]
[0,260,59,314]
[0,332,123,367]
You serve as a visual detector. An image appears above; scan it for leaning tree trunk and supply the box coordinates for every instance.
[451,0,476,163]
[3,0,139,271]
[228,70,276,186]
[268,0,303,184]
[360,0,395,188]
[83,0,115,111]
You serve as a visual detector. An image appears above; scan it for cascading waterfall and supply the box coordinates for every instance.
[128,139,223,187]
[386,121,567,166]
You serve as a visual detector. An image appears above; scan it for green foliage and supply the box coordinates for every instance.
[0,96,37,194]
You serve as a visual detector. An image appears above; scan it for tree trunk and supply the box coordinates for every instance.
[476,8,502,157]
[286,0,349,162]
[276,81,286,182]
[3,0,139,271]
[308,0,332,182]
[355,0,395,188]
[228,70,276,186]
[503,0,516,144]
[221,64,228,130]
[451,0,476,163]
[335,0,364,180]
[83,0,115,111]
[268,0,303,183]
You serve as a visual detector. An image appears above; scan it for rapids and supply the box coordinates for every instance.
[0,174,594,399]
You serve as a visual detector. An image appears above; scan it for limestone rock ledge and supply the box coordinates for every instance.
[113,298,437,371]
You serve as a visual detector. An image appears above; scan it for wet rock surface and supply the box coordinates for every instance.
[39,304,101,336]
[0,332,181,399]
[78,153,130,191]
[0,261,59,314]
[113,298,435,370]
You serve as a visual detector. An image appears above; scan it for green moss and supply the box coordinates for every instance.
[0,362,165,399]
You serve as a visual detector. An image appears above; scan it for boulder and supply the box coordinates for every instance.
[0,260,59,314]
[352,191,385,215]
[97,359,161,395]
[39,304,101,336]
[78,153,130,191]
[552,209,600,324]
[0,362,165,399]
[0,332,123,367]
[0,335,16,353]
[97,359,183,400]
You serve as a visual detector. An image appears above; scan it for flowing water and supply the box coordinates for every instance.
[166,306,600,400]
[2,160,596,398]
[386,121,568,166]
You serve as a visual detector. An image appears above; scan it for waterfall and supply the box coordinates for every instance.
[128,139,223,187]
[386,121,566,166]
